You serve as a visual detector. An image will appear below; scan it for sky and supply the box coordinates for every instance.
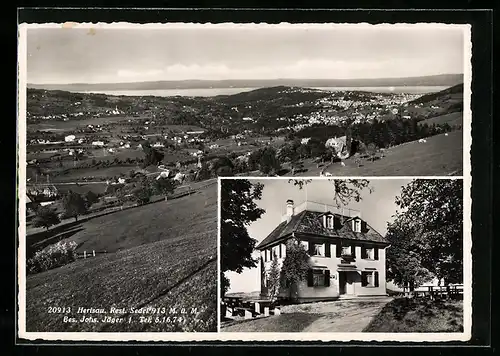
[26,24,465,84]
[225,178,412,294]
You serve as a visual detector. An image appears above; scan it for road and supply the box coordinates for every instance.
[221,297,392,332]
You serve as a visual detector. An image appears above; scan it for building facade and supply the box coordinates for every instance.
[256,200,390,302]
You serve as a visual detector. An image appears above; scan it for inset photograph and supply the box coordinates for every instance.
[220,178,465,333]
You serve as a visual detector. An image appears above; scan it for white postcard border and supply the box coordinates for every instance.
[17,21,472,343]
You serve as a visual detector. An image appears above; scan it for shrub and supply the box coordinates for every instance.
[27,240,78,275]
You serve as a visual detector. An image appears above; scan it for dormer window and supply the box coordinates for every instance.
[353,219,361,233]
[325,214,334,229]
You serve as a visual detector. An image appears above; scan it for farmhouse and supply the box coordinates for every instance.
[256,200,390,302]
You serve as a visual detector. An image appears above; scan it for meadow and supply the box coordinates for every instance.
[25,183,218,332]
[293,130,463,177]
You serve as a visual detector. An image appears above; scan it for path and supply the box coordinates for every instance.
[298,298,392,332]
[221,297,392,333]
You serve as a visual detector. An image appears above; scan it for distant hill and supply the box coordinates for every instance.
[28,74,463,92]
[405,83,463,123]
[410,83,464,105]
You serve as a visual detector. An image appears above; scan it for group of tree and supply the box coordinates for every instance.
[292,118,455,150]
[247,147,281,175]
[33,190,101,230]
[116,174,177,206]
[386,179,463,291]
[141,140,165,168]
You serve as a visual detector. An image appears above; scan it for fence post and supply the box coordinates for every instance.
[84,251,87,259]
[93,250,95,257]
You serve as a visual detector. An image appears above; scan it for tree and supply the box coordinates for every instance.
[131,176,154,205]
[386,219,434,292]
[387,179,463,287]
[281,238,310,301]
[141,140,164,167]
[289,179,372,207]
[196,162,211,181]
[33,206,60,230]
[267,255,281,302]
[221,179,265,297]
[366,143,378,162]
[62,192,88,222]
[85,191,99,208]
[153,177,175,196]
[258,147,281,175]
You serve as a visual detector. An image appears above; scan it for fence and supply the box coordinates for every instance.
[394,284,464,299]
[75,250,108,259]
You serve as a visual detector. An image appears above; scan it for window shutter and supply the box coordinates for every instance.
[279,244,282,258]
[361,246,367,259]
[374,247,379,260]
[374,271,379,287]
[307,269,314,287]
[361,221,367,233]
[351,244,356,257]
[325,243,331,257]
[361,273,368,287]
[325,270,331,286]
[336,243,342,257]
[308,242,315,255]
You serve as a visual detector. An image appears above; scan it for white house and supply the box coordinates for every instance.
[256,200,390,302]
[65,135,76,142]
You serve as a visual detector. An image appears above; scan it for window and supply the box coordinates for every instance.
[353,219,361,233]
[310,269,330,287]
[272,246,278,258]
[361,271,379,287]
[341,245,351,256]
[301,240,309,251]
[313,270,326,286]
[325,215,334,229]
[313,243,324,256]
[365,247,374,259]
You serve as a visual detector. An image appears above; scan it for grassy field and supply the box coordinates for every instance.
[25,183,217,332]
[293,130,463,177]
[419,112,463,127]
[363,298,463,332]
[51,165,138,182]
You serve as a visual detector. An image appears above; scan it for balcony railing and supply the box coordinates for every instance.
[340,254,356,263]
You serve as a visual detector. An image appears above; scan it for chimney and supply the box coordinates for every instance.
[286,199,295,222]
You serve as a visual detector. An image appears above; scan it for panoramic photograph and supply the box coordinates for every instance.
[220,178,464,333]
[18,22,469,336]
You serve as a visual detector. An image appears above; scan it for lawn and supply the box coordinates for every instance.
[293,130,463,177]
[25,183,217,332]
[221,313,321,332]
[363,297,463,332]
[51,165,138,182]
[419,112,463,128]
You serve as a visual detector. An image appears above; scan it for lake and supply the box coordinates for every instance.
[79,85,451,98]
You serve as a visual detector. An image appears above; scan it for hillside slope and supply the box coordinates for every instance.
[25,183,218,332]
[292,130,463,177]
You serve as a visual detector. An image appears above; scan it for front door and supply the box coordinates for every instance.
[339,272,346,295]
[339,271,357,295]
[345,272,355,295]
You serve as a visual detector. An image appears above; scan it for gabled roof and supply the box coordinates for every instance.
[255,210,388,250]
